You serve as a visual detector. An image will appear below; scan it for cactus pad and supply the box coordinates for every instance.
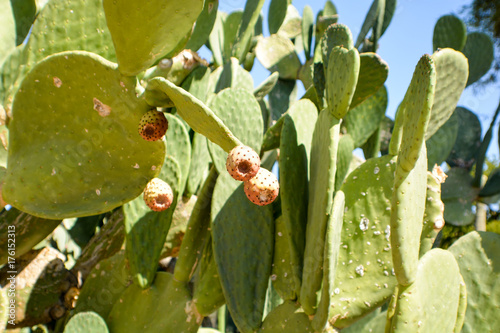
[446,107,481,170]
[107,272,201,332]
[426,112,459,169]
[426,48,468,139]
[102,0,203,75]
[255,35,301,80]
[145,77,242,152]
[211,172,274,332]
[64,311,109,333]
[330,154,397,328]
[388,249,462,333]
[432,15,467,51]
[449,231,500,333]
[326,46,360,120]
[462,32,494,86]
[164,114,191,196]
[260,300,313,332]
[3,51,165,219]
[321,24,354,68]
[441,167,478,226]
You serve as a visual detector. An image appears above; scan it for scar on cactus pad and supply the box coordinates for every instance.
[226,145,261,181]
[143,178,174,211]
[138,110,168,141]
[244,168,280,206]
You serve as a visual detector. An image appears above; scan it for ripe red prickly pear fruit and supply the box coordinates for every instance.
[244,168,279,206]
[143,178,174,211]
[226,145,261,181]
[138,110,168,141]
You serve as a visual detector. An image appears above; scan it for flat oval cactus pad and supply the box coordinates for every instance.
[3,51,165,219]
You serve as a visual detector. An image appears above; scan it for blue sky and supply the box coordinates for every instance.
[211,0,500,161]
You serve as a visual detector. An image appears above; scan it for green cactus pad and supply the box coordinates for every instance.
[419,171,445,257]
[446,107,482,169]
[0,208,61,265]
[232,0,265,62]
[277,99,318,299]
[74,251,131,319]
[479,168,500,198]
[145,77,242,152]
[354,0,384,49]
[441,167,478,226]
[164,114,191,197]
[391,145,428,286]
[107,272,201,332]
[449,231,500,333]
[0,42,27,110]
[335,134,355,191]
[209,58,254,95]
[349,53,389,111]
[269,79,297,121]
[193,235,226,316]
[254,72,279,100]
[211,172,274,333]
[0,0,15,62]
[268,0,290,35]
[261,114,285,152]
[321,24,354,67]
[185,0,219,52]
[102,0,202,75]
[343,85,388,148]
[341,307,387,333]
[186,133,212,196]
[175,168,217,283]
[326,46,360,120]
[388,249,462,333]
[272,216,298,300]
[397,54,436,172]
[432,15,467,51]
[462,32,494,86]
[302,5,314,60]
[426,48,468,139]
[64,311,109,333]
[20,0,116,96]
[255,35,301,80]
[426,112,459,170]
[3,51,165,219]
[301,108,340,315]
[124,156,181,288]
[259,300,313,332]
[312,191,345,332]
[207,88,263,174]
[330,154,397,328]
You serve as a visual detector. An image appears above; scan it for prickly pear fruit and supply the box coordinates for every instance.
[226,145,261,181]
[138,110,168,141]
[143,178,174,211]
[244,168,279,206]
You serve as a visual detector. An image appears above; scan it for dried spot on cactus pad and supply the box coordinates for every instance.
[244,168,279,206]
[93,98,111,117]
[138,110,168,141]
[226,145,260,181]
[143,178,174,211]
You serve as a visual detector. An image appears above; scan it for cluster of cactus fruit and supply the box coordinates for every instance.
[0,0,499,333]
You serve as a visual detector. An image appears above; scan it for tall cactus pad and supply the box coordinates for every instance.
[211,172,274,333]
[312,191,345,332]
[391,146,428,286]
[462,32,494,86]
[63,311,109,333]
[326,46,360,120]
[321,24,354,68]
[124,156,180,288]
[301,109,340,315]
[397,55,436,172]
[207,88,263,174]
[426,48,468,139]
[107,272,201,332]
[449,231,500,333]
[102,0,203,75]
[330,154,397,328]
[164,114,191,196]
[145,77,242,152]
[2,51,165,219]
[259,300,313,332]
[388,249,462,333]
[432,15,467,51]
[278,99,318,299]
